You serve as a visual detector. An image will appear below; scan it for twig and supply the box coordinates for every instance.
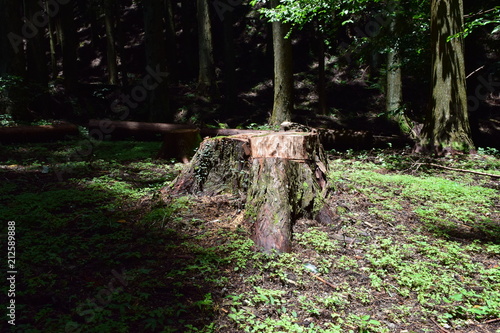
[483,317,500,324]
[466,65,485,79]
[420,163,500,179]
[309,272,336,289]
[430,317,451,333]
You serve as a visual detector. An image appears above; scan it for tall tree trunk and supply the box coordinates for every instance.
[385,3,410,135]
[143,0,171,122]
[197,0,217,97]
[164,0,178,82]
[269,0,293,125]
[104,0,118,85]
[47,2,58,80]
[223,1,237,115]
[317,27,327,115]
[418,0,474,153]
[0,0,28,120]
[25,0,48,88]
[57,1,78,91]
[180,0,198,80]
[0,0,25,76]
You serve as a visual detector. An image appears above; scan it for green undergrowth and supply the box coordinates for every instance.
[0,143,499,332]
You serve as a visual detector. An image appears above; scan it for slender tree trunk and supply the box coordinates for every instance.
[197,0,217,97]
[180,0,198,80]
[104,0,118,85]
[164,0,178,82]
[223,1,237,114]
[0,0,25,76]
[385,3,410,135]
[418,0,474,153]
[143,0,171,122]
[269,0,293,125]
[25,0,48,88]
[57,1,78,91]
[0,0,28,120]
[317,26,327,115]
[47,2,58,80]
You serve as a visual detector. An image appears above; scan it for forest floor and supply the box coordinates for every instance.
[1,140,500,333]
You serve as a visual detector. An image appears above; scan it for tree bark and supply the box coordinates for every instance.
[197,0,217,98]
[57,1,78,91]
[180,0,198,80]
[0,0,25,76]
[417,0,474,154]
[164,0,178,82]
[317,29,327,115]
[269,0,294,125]
[104,0,119,85]
[25,0,48,88]
[223,1,237,115]
[143,0,171,122]
[385,3,410,135]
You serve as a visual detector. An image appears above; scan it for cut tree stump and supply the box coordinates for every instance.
[166,131,331,253]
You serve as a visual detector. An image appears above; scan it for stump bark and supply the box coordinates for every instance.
[166,132,330,253]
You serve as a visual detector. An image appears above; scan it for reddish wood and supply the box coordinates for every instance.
[0,122,79,143]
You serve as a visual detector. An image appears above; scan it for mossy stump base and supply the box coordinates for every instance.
[167,132,330,253]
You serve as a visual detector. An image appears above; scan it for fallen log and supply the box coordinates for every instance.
[0,122,80,143]
[87,119,196,140]
[165,131,331,253]
[88,119,375,151]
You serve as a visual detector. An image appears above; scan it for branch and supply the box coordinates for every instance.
[419,163,500,178]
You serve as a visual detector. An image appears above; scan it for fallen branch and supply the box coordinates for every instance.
[483,318,500,324]
[418,163,500,179]
[309,272,336,289]
[429,317,451,333]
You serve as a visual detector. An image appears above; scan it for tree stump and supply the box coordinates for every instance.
[166,132,330,253]
[246,133,328,252]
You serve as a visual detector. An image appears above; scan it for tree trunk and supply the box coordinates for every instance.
[269,0,294,125]
[104,0,119,85]
[197,0,217,98]
[317,28,327,115]
[0,0,25,76]
[417,0,474,154]
[47,2,58,80]
[164,0,178,82]
[143,0,171,122]
[180,0,198,80]
[223,1,237,115]
[166,132,330,253]
[25,0,48,88]
[57,1,78,91]
[385,4,410,135]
